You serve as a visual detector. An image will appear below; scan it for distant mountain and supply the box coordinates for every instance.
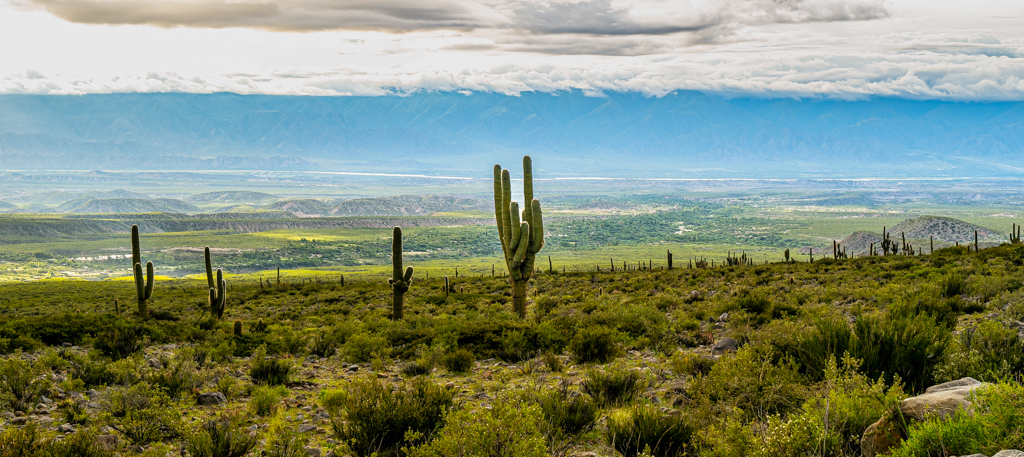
[185,191,279,206]
[0,201,15,211]
[890,216,998,243]
[267,199,336,217]
[1,92,1024,176]
[328,195,491,216]
[56,198,200,214]
[839,231,884,256]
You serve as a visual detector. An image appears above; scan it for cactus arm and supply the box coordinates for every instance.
[530,199,544,253]
[403,266,414,284]
[145,261,154,300]
[501,169,512,248]
[493,165,507,250]
[134,262,145,301]
[204,247,215,289]
[509,202,522,251]
[512,222,531,266]
[522,156,534,233]
[392,227,404,282]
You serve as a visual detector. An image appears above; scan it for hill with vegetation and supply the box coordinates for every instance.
[55,197,202,214]
[184,191,279,206]
[891,215,999,242]
[328,195,491,216]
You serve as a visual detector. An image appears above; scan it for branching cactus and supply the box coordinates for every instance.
[388,226,413,320]
[493,156,545,318]
[1012,223,1021,244]
[131,225,154,319]
[205,247,227,319]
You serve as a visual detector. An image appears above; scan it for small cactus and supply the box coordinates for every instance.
[205,247,227,320]
[233,320,242,336]
[131,225,153,319]
[388,227,414,320]
[783,248,790,263]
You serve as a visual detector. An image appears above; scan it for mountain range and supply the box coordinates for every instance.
[1,91,1023,177]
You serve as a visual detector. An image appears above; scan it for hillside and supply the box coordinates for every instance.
[890,216,998,243]
[328,195,491,216]
[2,92,1024,175]
[55,198,201,214]
[838,231,884,256]
[185,191,279,206]
[267,199,336,217]
[0,201,14,211]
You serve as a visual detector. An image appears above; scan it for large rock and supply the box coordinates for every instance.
[196,392,227,406]
[861,378,986,457]
[711,337,738,356]
[994,451,1024,457]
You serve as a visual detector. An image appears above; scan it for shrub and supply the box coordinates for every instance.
[442,348,474,374]
[250,385,287,416]
[669,352,715,378]
[605,404,695,457]
[265,417,310,457]
[146,356,201,398]
[93,322,145,360]
[543,352,563,372]
[102,382,181,445]
[409,396,548,457]
[186,414,259,457]
[569,326,621,364]
[325,377,455,457]
[851,305,951,391]
[250,345,292,386]
[689,345,805,420]
[0,357,48,412]
[935,320,1024,383]
[581,364,647,407]
[343,333,390,364]
[941,273,968,298]
[309,331,338,358]
[0,427,118,457]
[536,385,599,438]
[499,329,536,363]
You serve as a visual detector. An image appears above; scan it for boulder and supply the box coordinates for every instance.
[711,337,739,356]
[196,392,227,406]
[861,378,986,457]
[994,451,1024,457]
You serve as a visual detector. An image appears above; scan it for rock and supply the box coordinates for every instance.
[96,434,118,449]
[994,451,1024,457]
[298,424,317,433]
[862,378,986,457]
[718,312,729,322]
[711,337,739,356]
[11,417,28,425]
[86,389,100,398]
[128,445,144,454]
[147,358,163,369]
[196,392,227,406]
[57,423,75,433]
[39,396,52,404]
[1,411,14,420]
[306,448,322,457]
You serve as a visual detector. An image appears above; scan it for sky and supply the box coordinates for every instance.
[1,0,1023,100]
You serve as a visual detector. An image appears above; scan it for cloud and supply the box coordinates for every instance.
[511,0,714,35]
[27,0,500,32]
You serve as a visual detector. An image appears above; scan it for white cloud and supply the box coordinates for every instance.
[1,0,1023,100]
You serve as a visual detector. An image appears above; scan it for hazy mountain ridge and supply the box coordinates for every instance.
[1,92,1023,175]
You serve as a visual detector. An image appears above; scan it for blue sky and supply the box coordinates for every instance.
[1,0,1023,100]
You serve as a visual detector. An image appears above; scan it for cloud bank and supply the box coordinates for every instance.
[3,0,1024,100]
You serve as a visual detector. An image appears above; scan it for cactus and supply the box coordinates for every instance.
[205,247,227,319]
[1011,224,1022,244]
[131,225,153,319]
[114,299,120,315]
[930,235,934,254]
[387,226,413,320]
[493,156,545,319]
[667,250,673,270]
[233,319,242,336]
[783,248,790,263]
[975,230,980,252]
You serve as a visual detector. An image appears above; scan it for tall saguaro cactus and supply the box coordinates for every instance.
[131,225,153,319]
[388,226,413,320]
[494,156,545,319]
[205,247,227,319]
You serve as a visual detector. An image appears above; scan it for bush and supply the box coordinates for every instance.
[0,427,118,457]
[689,345,806,420]
[265,417,311,457]
[409,395,548,457]
[669,352,715,378]
[543,352,563,372]
[851,305,951,391]
[499,329,536,363]
[569,326,621,364]
[0,357,48,412]
[250,345,292,386]
[605,404,695,457]
[309,331,338,358]
[102,382,181,445]
[941,273,968,298]
[935,320,1024,383]
[442,348,474,374]
[344,333,390,364]
[325,377,455,457]
[581,364,647,407]
[186,414,259,457]
[250,385,287,416]
[146,356,201,398]
[93,321,145,361]
[536,385,599,438]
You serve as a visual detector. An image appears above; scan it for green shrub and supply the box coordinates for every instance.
[146,356,201,398]
[309,331,338,358]
[0,427,118,457]
[935,320,1024,383]
[325,377,455,457]
[250,385,287,416]
[941,273,968,298]
[581,364,647,407]
[0,356,48,413]
[442,348,474,374]
[499,329,536,363]
[250,345,292,386]
[605,404,695,457]
[569,326,621,364]
[851,305,951,391]
[186,414,259,457]
[542,352,563,372]
[265,417,311,457]
[93,321,145,361]
[409,395,548,457]
[102,382,181,445]
[669,352,715,378]
[343,333,390,364]
[536,385,599,438]
[689,345,806,420]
